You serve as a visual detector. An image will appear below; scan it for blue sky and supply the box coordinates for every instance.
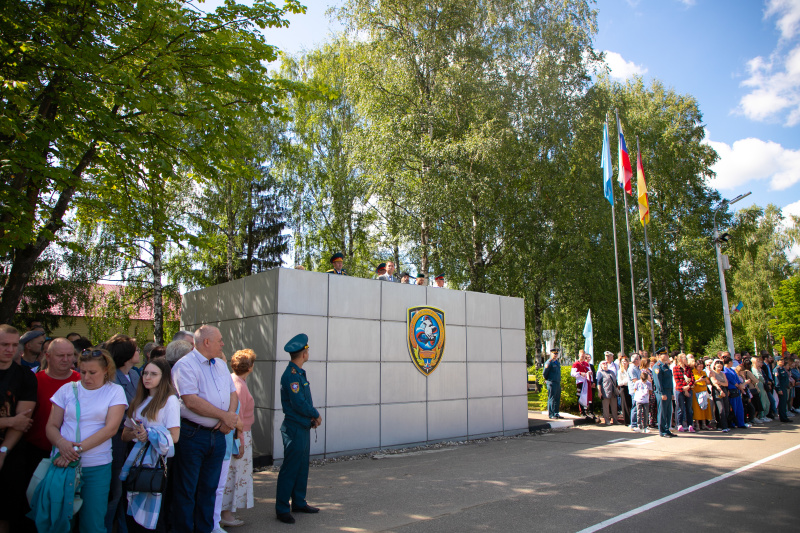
[202,0,800,218]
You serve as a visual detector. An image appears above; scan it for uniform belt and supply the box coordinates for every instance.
[181,418,218,432]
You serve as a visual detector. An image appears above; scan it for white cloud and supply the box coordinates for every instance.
[603,51,647,81]
[766,0,800,39]
[705,136,800,190]
[737,0,800,125]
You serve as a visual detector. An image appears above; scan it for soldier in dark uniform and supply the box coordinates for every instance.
[775,356,792,423]
[275,334,322,524]
[653,350,675,437]
[326,252,347,275]
[543,347,562,419]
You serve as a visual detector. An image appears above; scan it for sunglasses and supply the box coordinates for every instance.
[81,349,104,358]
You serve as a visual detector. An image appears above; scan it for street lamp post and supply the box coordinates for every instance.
[713,192,751,355]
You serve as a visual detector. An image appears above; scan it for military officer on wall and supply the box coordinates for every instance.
[415,273,427,286]
[434,273,445,288]
[275,334,323,524]
[327,252,347,275]
[400,272,412,284]
[374,262,387,279]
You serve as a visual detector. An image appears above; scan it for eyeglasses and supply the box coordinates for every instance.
[81,349,104,358]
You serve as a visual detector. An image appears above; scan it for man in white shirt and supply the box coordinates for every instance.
[628,354,641,430]
[172,325,238,533]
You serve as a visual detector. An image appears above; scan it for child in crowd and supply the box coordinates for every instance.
[633,372,653,433]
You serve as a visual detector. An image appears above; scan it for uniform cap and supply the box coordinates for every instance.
[550,347,560,353]
[284,333,309,354]
[375,262,387,274]
[435,273,445,280]
[400,272,411,278]
[330,252,344,263]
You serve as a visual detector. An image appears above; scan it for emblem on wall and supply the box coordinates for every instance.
[407,306,446,376]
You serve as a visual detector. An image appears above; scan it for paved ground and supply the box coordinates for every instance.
[228,420,800,532]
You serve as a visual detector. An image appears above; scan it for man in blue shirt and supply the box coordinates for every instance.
[543,348,562,419]
[276,334,322,524]
[653,351,675,437]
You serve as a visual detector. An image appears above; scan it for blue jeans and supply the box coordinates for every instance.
[172,423,225,533]
[79,463,112,533]
[676,392,693,427]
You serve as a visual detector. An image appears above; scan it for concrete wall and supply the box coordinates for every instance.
[181,267,528,462]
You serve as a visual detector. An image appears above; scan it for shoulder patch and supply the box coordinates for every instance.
[291,368,297,374]
[290,382,300,393]
[654,369,660,374]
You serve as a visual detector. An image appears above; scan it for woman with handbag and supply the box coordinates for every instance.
[121,358,179,532]
[690,357,713,430]
[38,349,127,532]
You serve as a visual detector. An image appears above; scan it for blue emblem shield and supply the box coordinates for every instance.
[407,306,446,376]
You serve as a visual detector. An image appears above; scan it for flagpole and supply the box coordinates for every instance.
[638,135,657,357]
[610,201,626,356]
[616,109,639,353]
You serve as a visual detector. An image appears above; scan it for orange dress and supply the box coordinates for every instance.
[692,368,713,421]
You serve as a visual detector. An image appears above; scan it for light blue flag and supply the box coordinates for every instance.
[601,122,614,206]
[583,309,593,364]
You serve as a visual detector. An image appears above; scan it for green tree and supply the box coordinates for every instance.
[771,274,800,354]
[0,0,304,323]
[728,205,796,353]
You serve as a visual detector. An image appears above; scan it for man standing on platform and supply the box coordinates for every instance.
[378,261,400,282]
[543,348,562,419]
[434,274,445,288]
[400,272,412,284]
[416,273,427,286]
[172,325,238,533]
[327,252,347,275]
[374,263,387,279]
[276,334,322,524]
[653,351,675,437]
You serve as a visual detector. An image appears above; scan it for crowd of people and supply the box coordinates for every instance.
[0,322,262,533]
[543,345,800,436]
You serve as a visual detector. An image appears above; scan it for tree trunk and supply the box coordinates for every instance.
[420,218,430,277]
[152,243,164,345]
[533,290,543,358]
[0,144,96,323]
[678,317,685,352]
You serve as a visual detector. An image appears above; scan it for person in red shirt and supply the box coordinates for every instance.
[24,338,80,473]
[673,353,695,432]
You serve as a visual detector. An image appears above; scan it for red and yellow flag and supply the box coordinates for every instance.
[636,148,650,225]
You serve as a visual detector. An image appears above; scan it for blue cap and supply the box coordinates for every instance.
[284,333,309,354]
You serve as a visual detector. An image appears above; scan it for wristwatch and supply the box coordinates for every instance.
[0,446,7,454]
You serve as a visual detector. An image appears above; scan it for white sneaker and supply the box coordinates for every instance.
[644,428,650,433]
[632,427,641,432]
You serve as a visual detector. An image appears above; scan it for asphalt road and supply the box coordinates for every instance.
[230,421,800,532]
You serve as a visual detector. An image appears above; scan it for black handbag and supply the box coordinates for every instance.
[123,442,167,494]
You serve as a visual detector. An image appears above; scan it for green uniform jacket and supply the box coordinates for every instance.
[280,361,320,429]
